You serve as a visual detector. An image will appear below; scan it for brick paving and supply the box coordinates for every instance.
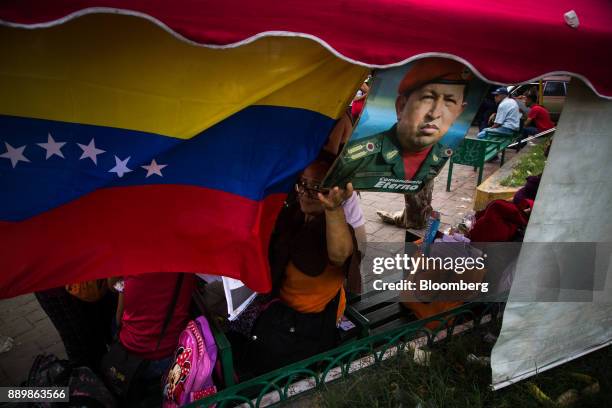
[0,131,517,386]
[0,294,66,385]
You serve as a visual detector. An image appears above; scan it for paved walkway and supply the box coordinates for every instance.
[0,294,66,385]
[0,136,517,386]
[363,136,517,243]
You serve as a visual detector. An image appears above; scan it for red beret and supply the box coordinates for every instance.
[398,58,473,95]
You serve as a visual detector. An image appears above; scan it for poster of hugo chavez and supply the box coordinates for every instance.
[323,57,487,194]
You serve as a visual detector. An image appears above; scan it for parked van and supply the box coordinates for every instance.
[509,75,570,123]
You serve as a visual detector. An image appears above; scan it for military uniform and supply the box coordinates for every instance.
[324,125,452,193]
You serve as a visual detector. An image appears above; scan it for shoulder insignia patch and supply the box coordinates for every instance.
[344,139,381,161]
[347,144,364,155]
[347,150,368,161]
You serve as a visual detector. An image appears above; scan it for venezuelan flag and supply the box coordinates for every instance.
[0,14,368,298]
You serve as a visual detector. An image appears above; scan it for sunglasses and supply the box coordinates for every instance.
[295,179,330,199]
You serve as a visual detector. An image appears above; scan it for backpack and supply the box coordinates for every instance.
[26,354,116,408]
[162,316,218,407]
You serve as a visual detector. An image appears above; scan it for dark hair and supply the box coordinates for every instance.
[315,150,337,167]
[299,151,335,184]
[526,93,538,103]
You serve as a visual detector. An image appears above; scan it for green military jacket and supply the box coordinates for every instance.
[323,125,452,193]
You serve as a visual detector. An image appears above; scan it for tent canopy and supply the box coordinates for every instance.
[1,0,612,97]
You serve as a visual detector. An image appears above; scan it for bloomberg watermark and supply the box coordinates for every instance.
[361,242,611,303]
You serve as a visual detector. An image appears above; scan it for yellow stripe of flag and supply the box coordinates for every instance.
[0,14,368,139]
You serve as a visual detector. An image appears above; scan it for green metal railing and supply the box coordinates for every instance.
[187,302,502,408]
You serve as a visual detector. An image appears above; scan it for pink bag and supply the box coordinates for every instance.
[162,316,217,407]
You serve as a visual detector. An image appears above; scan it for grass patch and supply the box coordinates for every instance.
[500,139,549,187]
[305,325,612,408]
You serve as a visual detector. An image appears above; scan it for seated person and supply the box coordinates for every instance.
[522,93,555,137]
[477,94,497,131]
[513,174,541,206]
[225,128,366,342]
[513,89,533,119]
[478,87,521,139]
[246,155,359,375]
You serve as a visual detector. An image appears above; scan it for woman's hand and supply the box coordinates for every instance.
[317,183,354,211]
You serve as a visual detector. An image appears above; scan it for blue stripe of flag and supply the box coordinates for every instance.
[0,106,334,221]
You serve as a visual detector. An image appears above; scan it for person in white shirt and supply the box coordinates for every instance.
[477,87,521,138]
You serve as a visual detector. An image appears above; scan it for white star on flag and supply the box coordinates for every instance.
[37,133,66,159]
[0,142,30,168]
[109,155,132,178]
[141,159,167,178]
[78,138,105,165]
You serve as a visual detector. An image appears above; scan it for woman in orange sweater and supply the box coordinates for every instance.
[248,156,359,375]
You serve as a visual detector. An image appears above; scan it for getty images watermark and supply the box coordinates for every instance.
[371,252,489,294]
[362,242,515,302]
[362,242,611,303]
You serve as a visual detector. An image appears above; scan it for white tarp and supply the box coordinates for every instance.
[491,80,612,389]
[197,274,257,321]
